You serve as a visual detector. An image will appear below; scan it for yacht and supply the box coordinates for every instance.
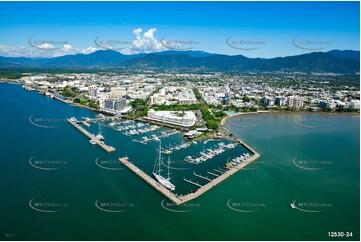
[153,141,176,191]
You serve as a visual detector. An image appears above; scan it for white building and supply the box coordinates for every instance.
[288,96,304,109]
[88,86,97,97]
[110,86,127,99]
[349,100,360,109]
[146,109,196,128]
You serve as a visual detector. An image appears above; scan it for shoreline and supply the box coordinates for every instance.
[221,110,360,126]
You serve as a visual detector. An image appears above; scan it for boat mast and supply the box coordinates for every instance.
[158,140,162,175]
[167,156,171,180]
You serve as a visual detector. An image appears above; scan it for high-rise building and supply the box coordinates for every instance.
[104,98,127,111]
[275,96,287,106]
[262,96,275,106]
[88,86,97,97]
[288,96,304,109]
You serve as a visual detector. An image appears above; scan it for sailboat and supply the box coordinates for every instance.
[96,123,105,141]
[152,141,176,191]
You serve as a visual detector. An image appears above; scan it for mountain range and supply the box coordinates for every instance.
[0,49,359,74]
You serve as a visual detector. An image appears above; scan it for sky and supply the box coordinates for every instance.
[0,1,359,58]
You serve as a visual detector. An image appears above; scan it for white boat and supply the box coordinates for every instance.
[89,140,97,145]
[96,123,105,140]
[69,117,77,122]
[153,141,176,191]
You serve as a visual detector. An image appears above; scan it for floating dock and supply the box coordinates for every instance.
[67,119,116,153]
[193,172,212,182]
[207,171,219,177]
[118,138,260,205]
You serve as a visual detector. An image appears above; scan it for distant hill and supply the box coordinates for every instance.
[0,49,359,74]
[328,50,360,61]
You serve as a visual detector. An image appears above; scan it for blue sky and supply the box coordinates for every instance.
[0,1,359,58]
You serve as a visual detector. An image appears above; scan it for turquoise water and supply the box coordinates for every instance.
[0,83,359,240]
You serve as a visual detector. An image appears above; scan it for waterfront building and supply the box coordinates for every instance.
[104,98,127,111]
[348,100,360,109]
[288,96,304,109]
[275,96,287,106]
[146,109,196,128]
[262,96,275,106]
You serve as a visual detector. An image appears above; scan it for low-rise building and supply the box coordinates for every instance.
[146,109,196,128]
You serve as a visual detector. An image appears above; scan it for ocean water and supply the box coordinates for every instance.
[0,83,359,240]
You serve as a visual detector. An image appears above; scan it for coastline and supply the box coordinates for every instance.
[221,110,360,126]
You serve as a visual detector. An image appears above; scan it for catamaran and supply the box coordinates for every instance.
[152,141,176,191]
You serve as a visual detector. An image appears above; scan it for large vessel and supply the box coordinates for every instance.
[153,141,176,191]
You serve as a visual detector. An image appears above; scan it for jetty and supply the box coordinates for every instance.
[193,172,212,182]
[118,137,260,205]
[183,178,203,188]
[207,171,219,177]
[67,119,116,153]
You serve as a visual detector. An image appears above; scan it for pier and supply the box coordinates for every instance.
[81,121,91,127]
[207,171,219,177]
[214,168,224,174]
[193,172,212,182]
[183,177,203,188]
[67,119,116,153]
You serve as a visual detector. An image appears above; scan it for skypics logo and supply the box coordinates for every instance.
[226,36,265,51]
[226,116,265,128]
[28,157,67,171]
[95,156,124,171]
[29,199,68,213]
[160,37,199,50]
[160,159,192,171]
[28,37,69,50]
[292,37,331,51]
[292,157,332,171]
[160,199,200,213]
[227,199,266,213]
[290,199,332,213]
[292,115,333,128]
[94,37,133,51]
[28,114,67,128]
[95,199,134,213]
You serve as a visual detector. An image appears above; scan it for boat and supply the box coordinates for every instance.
[69,117,77,122]
[89,140,97,145]
[152,141,176,191]
[96,123,105,141]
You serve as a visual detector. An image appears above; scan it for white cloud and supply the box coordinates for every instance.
[0,27,165,57]
[123,28,165,54]
[62,44,73,52]
[81,46,98,54]
[37,43,55,50]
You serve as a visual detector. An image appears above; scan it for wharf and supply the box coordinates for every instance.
[119,157,183,204]
[67,119,116,153]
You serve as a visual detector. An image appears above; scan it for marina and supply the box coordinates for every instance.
[119,137,261,205]
[183,142,238,164]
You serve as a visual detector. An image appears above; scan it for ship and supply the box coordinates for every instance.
[152,141,176,191]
